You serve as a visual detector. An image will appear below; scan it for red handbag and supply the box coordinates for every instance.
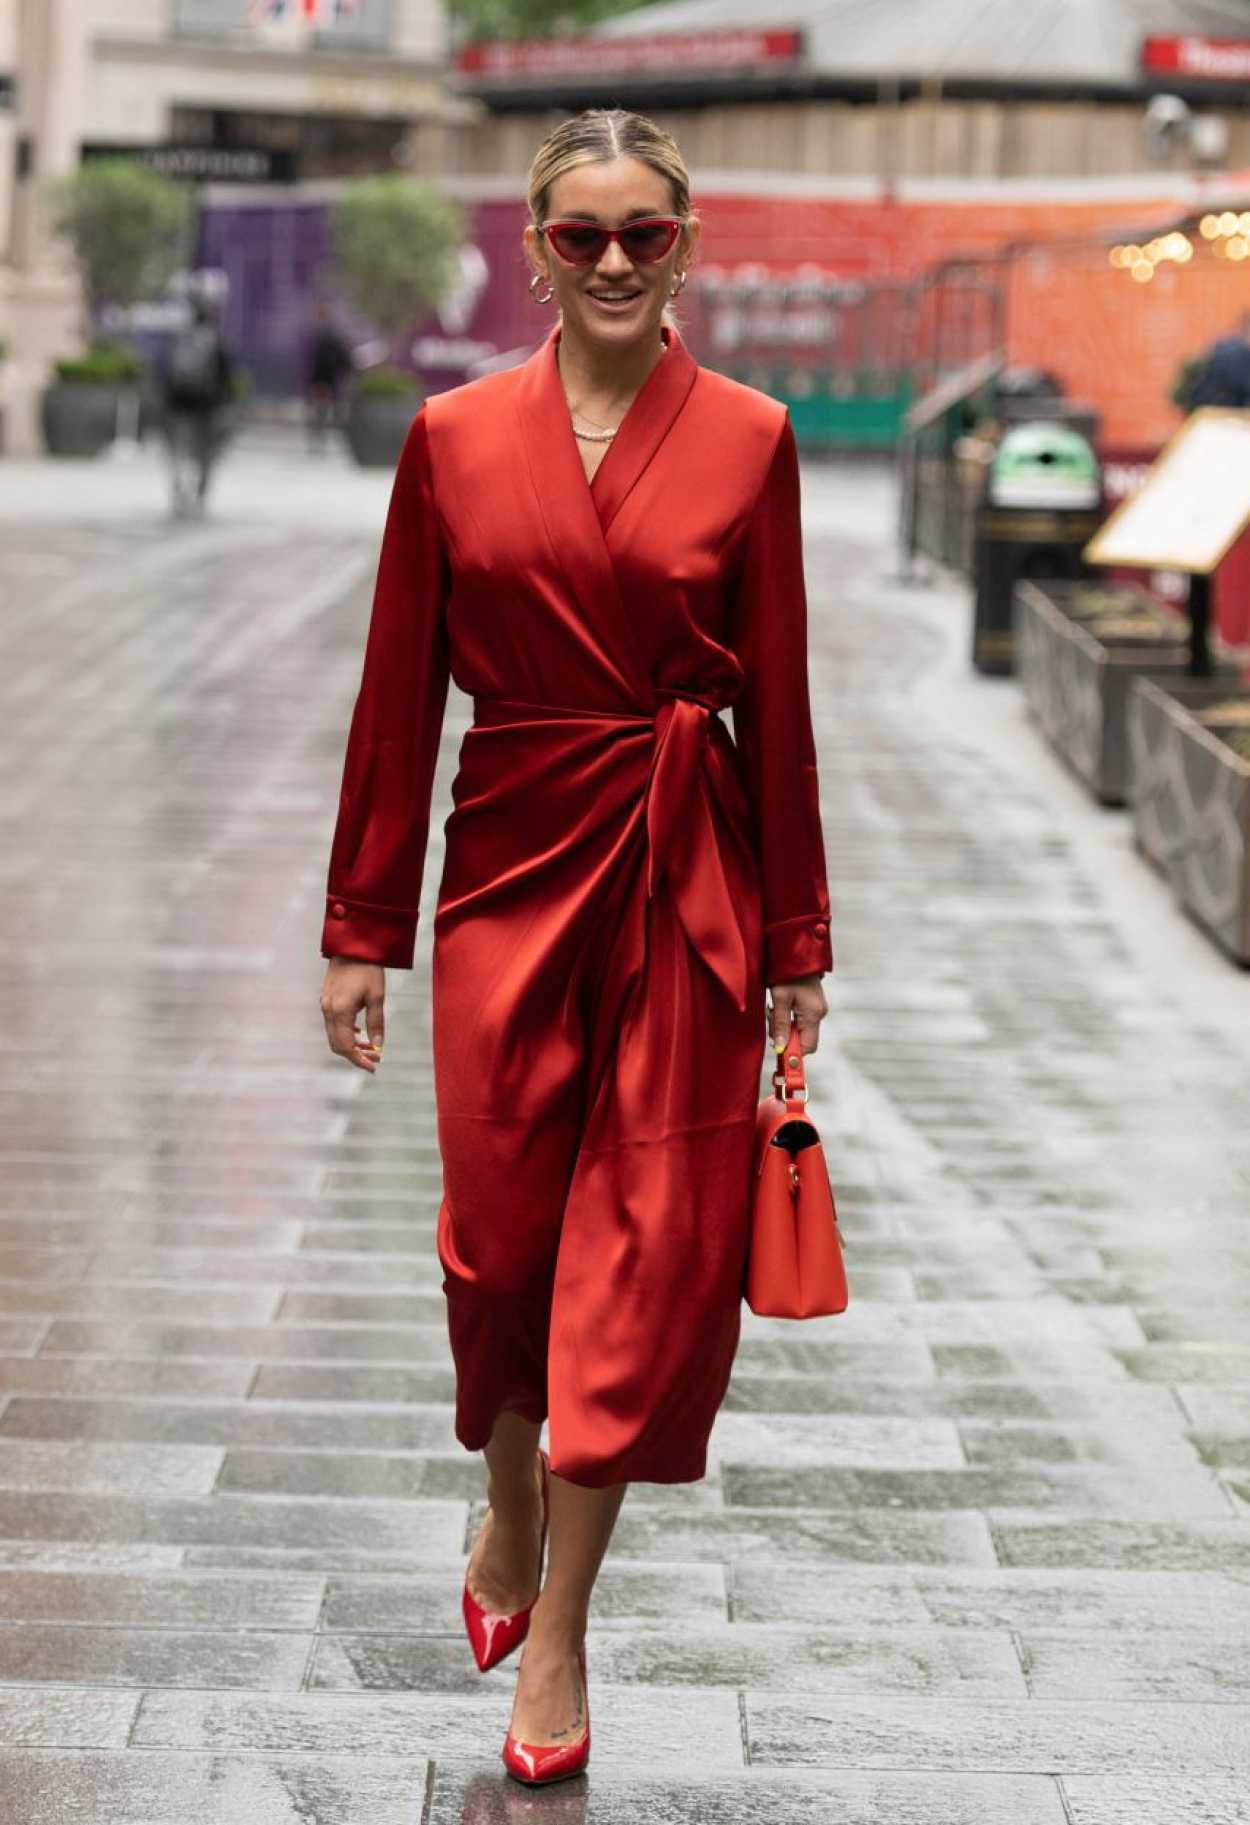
[745,1011,849,1318]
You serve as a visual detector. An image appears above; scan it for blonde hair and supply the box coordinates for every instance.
[526,109,695,325]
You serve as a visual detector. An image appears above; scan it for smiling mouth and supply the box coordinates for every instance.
[587,289,642,303]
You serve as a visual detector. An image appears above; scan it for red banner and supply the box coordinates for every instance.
[1142,35,1250,82]
[456,27,802,79]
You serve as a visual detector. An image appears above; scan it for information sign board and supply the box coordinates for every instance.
[1084,409,1250,575]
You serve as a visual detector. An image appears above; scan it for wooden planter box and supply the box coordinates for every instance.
[1013,578,1236,806]
[1127,677,1250,965]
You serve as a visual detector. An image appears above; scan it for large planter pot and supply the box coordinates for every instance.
[40,382,130,457]
[344,390,421,469]
[1128,676,1250,966]
[1014,578,1238,805]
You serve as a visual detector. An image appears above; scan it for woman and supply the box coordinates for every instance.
[319,108,833,1786]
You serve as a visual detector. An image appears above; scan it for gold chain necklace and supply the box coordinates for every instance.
[563,341,667,445]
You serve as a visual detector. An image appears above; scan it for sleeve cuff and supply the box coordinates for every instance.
[764,914,834,984]
[321,895,418,969]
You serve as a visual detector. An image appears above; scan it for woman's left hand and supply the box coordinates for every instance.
[768,975,828,1056]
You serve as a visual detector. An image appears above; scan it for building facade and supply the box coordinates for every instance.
[0,0,454,452]
[447,0,1250,182]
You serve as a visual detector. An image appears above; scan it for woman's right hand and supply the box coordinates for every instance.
[320,958,386,1074]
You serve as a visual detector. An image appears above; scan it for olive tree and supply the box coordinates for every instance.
[51,159,190,327]
[330,176,464,366]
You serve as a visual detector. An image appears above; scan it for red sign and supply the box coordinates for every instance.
[456,27,802,80]
[1142,35,1250,82]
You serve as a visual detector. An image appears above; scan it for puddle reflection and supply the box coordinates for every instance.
[459,1768,590,1823]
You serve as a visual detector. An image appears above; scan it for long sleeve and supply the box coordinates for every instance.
[320,406,451,968]
[728,414,835,984]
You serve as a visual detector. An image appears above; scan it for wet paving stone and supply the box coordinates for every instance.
[132,1685,745,1770]
[709,1411,964,1467]
[313,1621,1024,1700]
[1174,1387,1250,1430]
[0,1624,312,1690]
[957,1421,1203,1468]
[722,1373,1181,1424]
[0,1687,139,1746]
[0,1568,323,1628]
[1061,1775,1250,1825]
[0,1395,455,1452]
[608,1505,997,1565]
[990,1518,1250,1570]
[575,1622,1024,1696]
[745,1692,1250,1771]
[219,1448,455,1501]
[1019,1629,1250,1700]
[1120,1347,1250,1384]
[37,1319,452,1361]
[0,1357,257,1398]
[430,1764,1069,1824]
[250,1363,458,1403]
[0,1490,466,1553]
[0,1439,224,1497]
[731,1563,1250,1632]
[3,457,1250,1817]
[323,1562,728,1633]
[0,1750,431,1825]
[723,1463,1232,1517]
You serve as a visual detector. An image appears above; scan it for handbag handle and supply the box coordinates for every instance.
[771,1009,808,1110]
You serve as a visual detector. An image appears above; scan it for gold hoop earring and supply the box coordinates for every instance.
[670,268,688,298]
[529,273,555,304]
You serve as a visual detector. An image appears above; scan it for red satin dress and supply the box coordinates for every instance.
[321,321,834,1487]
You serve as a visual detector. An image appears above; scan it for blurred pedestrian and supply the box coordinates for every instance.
[161,295,234,519]
[1185,308,1250,409]
[318,108,833,1786]
[305,301,354,452]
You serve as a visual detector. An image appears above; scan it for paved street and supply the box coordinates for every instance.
[0,431,1248,1824]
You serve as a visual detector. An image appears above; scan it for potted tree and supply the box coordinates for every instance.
[329,175,463,468]
[44,158,189,457]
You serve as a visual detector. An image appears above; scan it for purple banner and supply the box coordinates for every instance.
[195,195,555,398]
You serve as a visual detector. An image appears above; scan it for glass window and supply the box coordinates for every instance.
[171,0,391,51]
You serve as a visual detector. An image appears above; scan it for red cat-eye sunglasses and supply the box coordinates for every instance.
[538,217,684,267]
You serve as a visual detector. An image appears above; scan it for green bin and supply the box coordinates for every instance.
[972,422,1103,675]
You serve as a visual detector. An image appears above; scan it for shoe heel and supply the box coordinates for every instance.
[462,1447,550,1675]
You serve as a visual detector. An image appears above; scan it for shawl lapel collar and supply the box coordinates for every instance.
[514,322,698,703]
[591,323,698,536]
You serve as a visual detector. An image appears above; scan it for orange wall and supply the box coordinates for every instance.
[1004,248,1250,450]
[697,186,1250,450]
[698,190,1190,279]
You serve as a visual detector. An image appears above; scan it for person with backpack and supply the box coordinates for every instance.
[161,295,234,518]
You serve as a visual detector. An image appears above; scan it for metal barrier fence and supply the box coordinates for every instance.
[691,268,918,453]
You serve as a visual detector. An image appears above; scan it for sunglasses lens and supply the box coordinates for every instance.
[619,221,678,262]
[547,225,607,265]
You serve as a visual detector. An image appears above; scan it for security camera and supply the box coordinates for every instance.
[1146,93,1192,136]
[1191,115,1230,165]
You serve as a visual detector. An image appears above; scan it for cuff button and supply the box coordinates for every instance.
[814,920,829,936]
[330,902,346,918]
